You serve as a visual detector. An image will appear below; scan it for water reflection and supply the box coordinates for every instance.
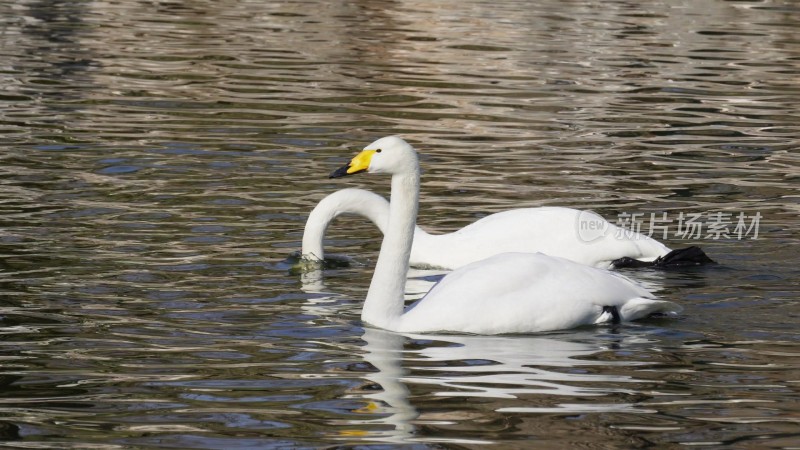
[407,334,643,401]
[343,328,418,444]
[342,326,668,444]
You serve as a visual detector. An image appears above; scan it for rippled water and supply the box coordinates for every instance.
[1,0,799,447]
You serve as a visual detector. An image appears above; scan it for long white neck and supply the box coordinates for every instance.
[362,171,420,329]
[302,189,391,260]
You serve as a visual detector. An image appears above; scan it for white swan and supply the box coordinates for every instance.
[328,136,682,334]
[302,187,709,271]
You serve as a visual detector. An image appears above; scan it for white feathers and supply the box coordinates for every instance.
[302,192,671,270]
[325,136,681,335]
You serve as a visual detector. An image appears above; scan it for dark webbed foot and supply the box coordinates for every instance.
[612,246,715,269]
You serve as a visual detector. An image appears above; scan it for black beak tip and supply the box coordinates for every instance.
[329,165,351,179]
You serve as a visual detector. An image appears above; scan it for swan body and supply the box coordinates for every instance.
[328,136,681,334]
[399,252,671,334]
[302,188,670,269]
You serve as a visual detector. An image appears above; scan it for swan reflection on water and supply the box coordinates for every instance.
[337,327,659,444]
[298,262,662,443]
[298,266,448,317]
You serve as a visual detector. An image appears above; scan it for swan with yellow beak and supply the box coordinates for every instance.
[326,136,681,334]
[306,137,712,270]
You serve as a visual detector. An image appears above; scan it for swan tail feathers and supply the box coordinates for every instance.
[619,298,683,322]
[611,246,715,269]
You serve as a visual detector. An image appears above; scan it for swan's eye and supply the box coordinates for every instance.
[375,149,382,153]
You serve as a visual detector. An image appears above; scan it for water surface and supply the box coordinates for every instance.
[1,0,799,447]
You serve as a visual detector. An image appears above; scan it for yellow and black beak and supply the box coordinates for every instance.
[329,149,377,178]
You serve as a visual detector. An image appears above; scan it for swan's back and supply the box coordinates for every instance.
[415,207,670,269]
[398,252,680,334]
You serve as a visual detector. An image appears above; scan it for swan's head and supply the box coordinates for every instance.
[329,136,418,178]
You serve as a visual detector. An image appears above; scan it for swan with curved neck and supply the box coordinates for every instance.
[301,188,393,262]
[328,136,681,334]
[303,186,711,271]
